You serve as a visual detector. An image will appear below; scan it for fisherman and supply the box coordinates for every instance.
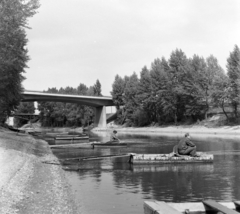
[109,130,120,143]
[176,133,198,157]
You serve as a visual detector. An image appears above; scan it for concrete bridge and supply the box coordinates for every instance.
[21,90,115,127]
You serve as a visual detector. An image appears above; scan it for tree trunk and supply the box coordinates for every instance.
[174,111,177,126]
[220,99,228,122]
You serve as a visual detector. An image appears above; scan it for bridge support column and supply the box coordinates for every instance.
[94,106,106,128]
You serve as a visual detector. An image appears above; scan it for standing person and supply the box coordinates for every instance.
[109,130,120,143]
[177,133,198,157]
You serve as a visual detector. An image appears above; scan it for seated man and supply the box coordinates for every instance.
[176,133,198,157]
[109,130,120,143]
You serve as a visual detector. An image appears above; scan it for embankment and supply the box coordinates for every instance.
[93,125,240,137]
[0,127,80,214]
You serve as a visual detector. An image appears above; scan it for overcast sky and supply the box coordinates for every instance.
[24,0,240,96]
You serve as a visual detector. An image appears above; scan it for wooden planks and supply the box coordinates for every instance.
[130,152,214,164]
[144,201,240,214]
[144,201,182,214]
[202,200,239,214]
[61,153,131,161]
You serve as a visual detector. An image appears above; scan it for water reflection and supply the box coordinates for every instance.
[50,131,240,214]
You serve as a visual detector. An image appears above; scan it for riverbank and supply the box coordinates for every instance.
[93,125,240,137]
[0,127,80,214]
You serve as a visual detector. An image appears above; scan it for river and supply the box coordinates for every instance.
[49,131,240,214]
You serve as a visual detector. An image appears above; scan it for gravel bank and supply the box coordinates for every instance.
[0,128,81,214]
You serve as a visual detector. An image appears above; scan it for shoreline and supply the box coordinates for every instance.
[0,128,80,214]
[93,125,240,137]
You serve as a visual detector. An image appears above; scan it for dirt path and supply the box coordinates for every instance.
[0,128,81,214]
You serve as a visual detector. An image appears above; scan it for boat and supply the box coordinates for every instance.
[129,152,214,164]
[54,135,89,141]
[55,134,82,138]
[144,200,240,214]
[45,132,69,137]
[91,141,128,149]
[50,142,92,149]
[7,126,26,134]
[28,131,43,136]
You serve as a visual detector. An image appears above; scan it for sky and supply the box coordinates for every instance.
[24,0,240,96]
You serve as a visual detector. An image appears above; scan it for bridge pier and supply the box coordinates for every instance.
[94,106,107,128]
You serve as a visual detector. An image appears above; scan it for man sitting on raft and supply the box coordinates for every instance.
[175,133,199,157]
[109,130,120,143]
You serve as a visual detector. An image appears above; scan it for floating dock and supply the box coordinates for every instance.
[144,200,240,214]
[129,152,213,164]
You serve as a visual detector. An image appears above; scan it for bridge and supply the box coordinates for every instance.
[21,90,115,127]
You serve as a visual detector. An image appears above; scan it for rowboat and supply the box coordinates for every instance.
[91,141,128,149]
[50,142,92,149]
[129,152,214,164]
[45,132,69,137]
[144,200,240,214]
[54,135,89,141]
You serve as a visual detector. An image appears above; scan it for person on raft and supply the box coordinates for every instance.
[109,130,120,143]
[176,133,199,157]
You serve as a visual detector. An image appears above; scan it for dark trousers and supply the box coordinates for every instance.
[179,146,196,156]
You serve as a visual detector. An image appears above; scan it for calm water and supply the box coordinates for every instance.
[50,131,240,214]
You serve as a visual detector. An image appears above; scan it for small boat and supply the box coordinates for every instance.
[55,135,82,138]
[91,141,127,149]
[54,135,89,141]
[50,142,92,149]
[144,200,240,214]
[45,132,68,137]
[28,131,43,136]
[8,126,26,133]
[8,126,20,132]
[129,152,214,164]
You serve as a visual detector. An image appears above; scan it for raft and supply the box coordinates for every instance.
[91,142,127,149]
[129,152,214,164]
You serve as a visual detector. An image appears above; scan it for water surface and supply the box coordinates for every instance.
[51,131,240,214]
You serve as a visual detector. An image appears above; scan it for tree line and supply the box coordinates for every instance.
[0,0,39,125]
[111,46,240,127]
[36,80,102,127]
[1,1,239,128]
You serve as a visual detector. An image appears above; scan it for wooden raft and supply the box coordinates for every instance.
[144,200,240,214]
[129,152,213,164]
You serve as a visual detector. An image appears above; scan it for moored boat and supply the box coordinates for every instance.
[50,142,92,149]
[129,152,214,164]
[91,141,127,149]
[54,135,89,141]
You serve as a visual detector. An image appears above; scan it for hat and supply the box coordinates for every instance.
[113,130,117,133]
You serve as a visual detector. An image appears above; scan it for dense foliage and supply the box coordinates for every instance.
[0,0,39,124]
[111,46,240,127]
[38,80,102,127]
[14,102,35,127]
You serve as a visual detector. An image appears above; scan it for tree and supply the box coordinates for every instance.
[123,72,139,126]
[0,0,39,124]
[149,58,169,124]
[14,102,35,127]
[211,73,230,122]
[93,79,102,96]
[136,66,152,126]
[166,49,189,124]
[77,83,88,95]
[111,75,127,110]
[227,45,240,118]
